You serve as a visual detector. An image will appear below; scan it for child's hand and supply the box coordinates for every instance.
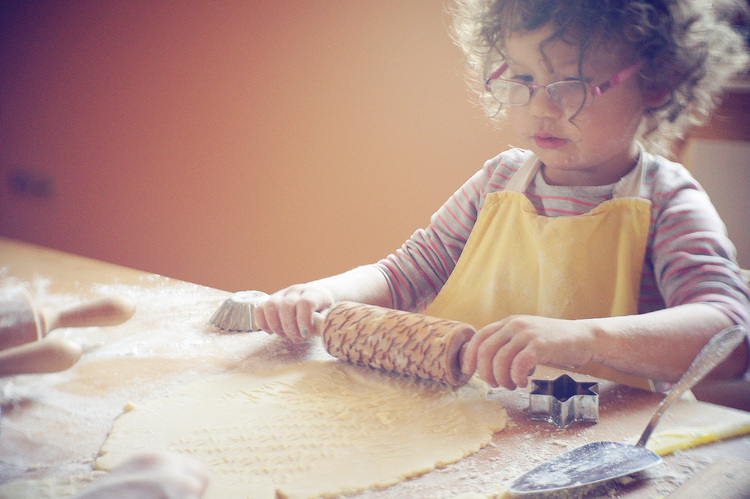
[76,451,209,499]
[255,284,335,343]
[461,315,596,390]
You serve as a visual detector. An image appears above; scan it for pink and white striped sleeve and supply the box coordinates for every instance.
[647,164,750,336]
[375,150,525,312]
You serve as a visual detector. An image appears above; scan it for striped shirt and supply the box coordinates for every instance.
[376,147,750,338]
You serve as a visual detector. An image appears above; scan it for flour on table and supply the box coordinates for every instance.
[96,359,508,499]
[0,473,102,499]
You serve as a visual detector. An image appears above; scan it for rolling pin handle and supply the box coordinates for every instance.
[0,338,82,376]
[41,296,137,335]
[311,311,327,336]
[457,342,470,375]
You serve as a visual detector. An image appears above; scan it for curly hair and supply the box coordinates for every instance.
[449,0,750,156]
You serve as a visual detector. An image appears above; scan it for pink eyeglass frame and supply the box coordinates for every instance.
[484,62,642,103]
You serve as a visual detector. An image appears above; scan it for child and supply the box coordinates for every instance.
[256,0,750,394]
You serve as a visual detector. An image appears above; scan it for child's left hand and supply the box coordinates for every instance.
[461,315,597,390]
[75,451,209,499]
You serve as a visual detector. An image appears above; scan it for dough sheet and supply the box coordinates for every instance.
[96,360,508,499]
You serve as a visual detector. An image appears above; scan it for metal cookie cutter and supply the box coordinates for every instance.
[209,290,270,332]
[528,374,599,428]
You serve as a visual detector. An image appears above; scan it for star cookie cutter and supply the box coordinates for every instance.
[528,374,599,428]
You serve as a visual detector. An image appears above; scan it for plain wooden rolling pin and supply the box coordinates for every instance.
[0,287,136,351]
[314,301,476,386]
[0,338,82,376]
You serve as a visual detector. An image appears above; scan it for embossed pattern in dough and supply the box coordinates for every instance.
[96,360,508,499]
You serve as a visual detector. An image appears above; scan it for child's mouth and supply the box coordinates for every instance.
[534,136,568,149]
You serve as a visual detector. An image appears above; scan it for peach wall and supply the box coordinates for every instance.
[0,1,509,292]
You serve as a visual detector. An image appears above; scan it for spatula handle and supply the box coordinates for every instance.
[636,325,746,447]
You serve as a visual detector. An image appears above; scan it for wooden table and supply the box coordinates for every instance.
[1,237,749,498]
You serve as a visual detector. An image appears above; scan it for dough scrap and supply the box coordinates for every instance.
[645,420,750,456]
[96,360,508,499]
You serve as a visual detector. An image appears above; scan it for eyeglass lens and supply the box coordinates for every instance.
[489,80,589,108]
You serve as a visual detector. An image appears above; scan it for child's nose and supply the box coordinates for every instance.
[528,88,563,119]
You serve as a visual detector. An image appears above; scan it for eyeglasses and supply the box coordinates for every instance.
[484,63,641,109]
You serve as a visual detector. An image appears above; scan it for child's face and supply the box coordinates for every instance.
[503,24,645,186]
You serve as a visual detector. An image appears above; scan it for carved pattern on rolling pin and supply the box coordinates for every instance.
[321,302,476,385]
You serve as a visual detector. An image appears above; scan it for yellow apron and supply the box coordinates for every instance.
[424,152,654,390]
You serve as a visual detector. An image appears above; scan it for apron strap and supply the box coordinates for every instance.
[505,155,541,193]
[506,143,646,199]
[613,143,646,199]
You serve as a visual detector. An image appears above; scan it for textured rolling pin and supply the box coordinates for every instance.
[211,292,476,386]
[317,301,475,386]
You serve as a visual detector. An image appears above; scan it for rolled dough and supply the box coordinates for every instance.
[96,360,508,499]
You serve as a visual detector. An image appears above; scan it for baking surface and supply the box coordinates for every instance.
[1,237,749,498]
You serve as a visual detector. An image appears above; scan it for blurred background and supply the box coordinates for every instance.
[1,1,747,293]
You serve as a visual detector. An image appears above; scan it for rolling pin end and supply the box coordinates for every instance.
[0,338,82,376]
[311,311,326,335]
[43,295,137,333]
[446,330,475,386]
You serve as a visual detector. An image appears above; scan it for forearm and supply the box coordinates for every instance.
[588,303,747,383]
[308,265,393,308]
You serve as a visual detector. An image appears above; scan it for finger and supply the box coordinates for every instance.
[278,298,303,342]
[258,299,285,338]
[509,348,539,389]
[173,459,210,499]
[475,332,513,387]
[296,299,316,339]
[461,327,496,375]
[148,452,210,499]
[490,336,528,390]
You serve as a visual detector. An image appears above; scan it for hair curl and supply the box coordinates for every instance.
[449,0,750,156]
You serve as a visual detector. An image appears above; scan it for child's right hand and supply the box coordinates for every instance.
[254,284,335,343]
